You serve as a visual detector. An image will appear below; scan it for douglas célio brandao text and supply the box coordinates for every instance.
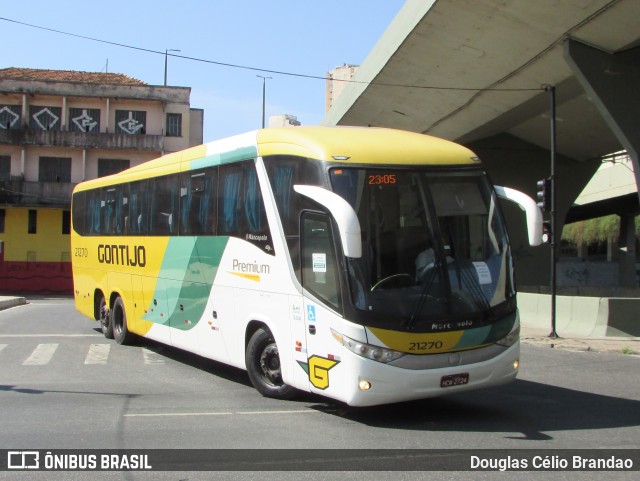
[470,454,634,471]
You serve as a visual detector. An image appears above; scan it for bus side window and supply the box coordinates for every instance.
[103,185,125,235]
[264,157,327,271]
[72,191,86,234]
[301,212,342,312]
[181,168,216,236]
[218,164,244,237]
[218,160,272,252]
[116,185,126,235]
[150,175,179,235]
[244,168,266,235]
[103,188,116,234]
[87,190,101,235]
[271,164,295,234]
[127,180,148,235]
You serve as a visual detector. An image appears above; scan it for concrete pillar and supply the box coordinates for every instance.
[21,94,28,128]
[618,213,638,288]
[105,98,110,134]
[564,39,640,206]
[62,96,68,131]
[577,242,586,260]
[467,133,600,287]
[20,146,26,178]
[81,149,87,182]
[607,235,614,262]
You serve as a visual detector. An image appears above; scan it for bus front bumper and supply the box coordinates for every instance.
[330,342,520,407]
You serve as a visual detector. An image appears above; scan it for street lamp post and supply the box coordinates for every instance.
[164,49,181,86]
[546,85,559,339]
[257,75,272,128]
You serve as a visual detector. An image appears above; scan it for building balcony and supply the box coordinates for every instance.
[0,179,75,207]
[0,129,163,151]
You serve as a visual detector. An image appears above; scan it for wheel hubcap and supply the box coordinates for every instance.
[99,301,108,327]
[259,343,282,385]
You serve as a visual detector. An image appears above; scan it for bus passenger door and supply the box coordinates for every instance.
[300,212,344,394]
[289,294,309,389]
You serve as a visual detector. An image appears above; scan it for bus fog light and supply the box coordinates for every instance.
[513,359,519,370]
[359,380,372,391]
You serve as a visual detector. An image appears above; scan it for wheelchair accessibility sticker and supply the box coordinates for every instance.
[307,305,316,321]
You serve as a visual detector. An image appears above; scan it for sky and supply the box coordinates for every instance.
[1,1,406,142]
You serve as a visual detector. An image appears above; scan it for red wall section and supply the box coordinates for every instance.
[0,261,73,294]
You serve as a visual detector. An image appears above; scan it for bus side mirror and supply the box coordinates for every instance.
[494,185,543,247]
[293,185,362,258]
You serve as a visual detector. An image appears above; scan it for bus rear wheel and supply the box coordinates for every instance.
[111,296,134,345]
[246,327,296,400]
[98,294,113,339]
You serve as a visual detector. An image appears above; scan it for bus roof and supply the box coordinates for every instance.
[256,126,479,165]
[73,127,479,193]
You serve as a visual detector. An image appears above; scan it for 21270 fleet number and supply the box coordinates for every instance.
[408,341,443,351]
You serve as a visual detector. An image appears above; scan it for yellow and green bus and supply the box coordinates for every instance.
[71,126,541,406]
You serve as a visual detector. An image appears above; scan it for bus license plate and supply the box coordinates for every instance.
[440,373,469,388]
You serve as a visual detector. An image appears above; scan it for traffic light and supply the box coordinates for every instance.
[536,177,551,212]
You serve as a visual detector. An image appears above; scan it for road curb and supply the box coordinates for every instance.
[0,297,28,311]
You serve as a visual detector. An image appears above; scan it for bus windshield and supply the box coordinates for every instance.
[329,167,515,331]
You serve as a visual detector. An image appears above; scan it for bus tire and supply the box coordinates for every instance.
[112,296,134,345]
[246,327,296,400]
[98,294,113,339]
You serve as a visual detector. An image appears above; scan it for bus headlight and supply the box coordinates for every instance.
[331,329,405,363]
[495,323,520,348]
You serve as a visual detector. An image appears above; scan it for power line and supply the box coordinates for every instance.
[0,16,544,93]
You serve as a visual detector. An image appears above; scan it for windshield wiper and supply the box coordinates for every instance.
[404,261,440,330]
[445,222,493,319]
[454,258,493,318]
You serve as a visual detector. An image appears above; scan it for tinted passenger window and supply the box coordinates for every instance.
[218,160,272,253]
[127,180,149,235]
[180,168,216,236]
[149,175,179,235]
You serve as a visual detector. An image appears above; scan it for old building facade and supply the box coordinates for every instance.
[0,68,203,293]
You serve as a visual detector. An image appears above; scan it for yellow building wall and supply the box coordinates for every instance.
[1,207,70,263]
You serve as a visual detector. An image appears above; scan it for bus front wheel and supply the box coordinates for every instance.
[112,296,134,345]
[246,327,296,400]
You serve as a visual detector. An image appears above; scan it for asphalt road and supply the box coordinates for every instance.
[0,297,638,480]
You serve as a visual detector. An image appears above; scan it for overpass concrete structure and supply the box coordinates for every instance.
[323,0,640,292]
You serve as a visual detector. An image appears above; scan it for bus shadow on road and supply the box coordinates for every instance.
[109,333,640,439]
[117,335,335,406]
[319,379,640,440]
[133,336,255,388]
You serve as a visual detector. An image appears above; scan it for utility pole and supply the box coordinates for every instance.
[257,75,271,128]
[164,49,181,86]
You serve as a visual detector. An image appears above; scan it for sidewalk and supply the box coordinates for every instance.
[0,295,637,356]
[0,296,27,311]
[520,325,640,356]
